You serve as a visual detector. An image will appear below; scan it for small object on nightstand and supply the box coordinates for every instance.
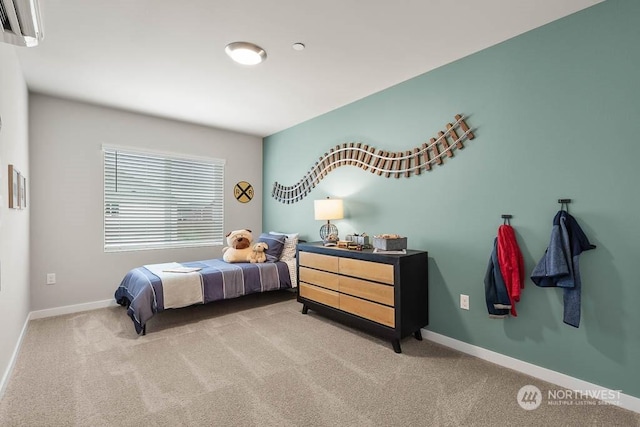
[346,233,370,246]
[373,234,407,251]
[323,233,339,247]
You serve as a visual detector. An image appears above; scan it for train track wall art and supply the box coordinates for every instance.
[271,114,475,204]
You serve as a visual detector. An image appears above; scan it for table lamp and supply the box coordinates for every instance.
[314,197,344,241]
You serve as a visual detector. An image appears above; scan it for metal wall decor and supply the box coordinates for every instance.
[272,114,475,203]
[234,181,254,203]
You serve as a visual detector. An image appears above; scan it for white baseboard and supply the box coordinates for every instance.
[29,299,118,320]
[423,329,640,414]
[0,314,30,399]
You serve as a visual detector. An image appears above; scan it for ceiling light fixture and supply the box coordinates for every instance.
[292,42,305,51]
[225,41,267,65]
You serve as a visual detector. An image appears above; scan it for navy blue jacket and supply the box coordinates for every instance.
[531,210,595,327]
[484,238,512,318]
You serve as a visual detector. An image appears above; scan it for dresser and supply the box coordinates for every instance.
[296,242,428,353]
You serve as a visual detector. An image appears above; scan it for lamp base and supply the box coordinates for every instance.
[319,222,338,241]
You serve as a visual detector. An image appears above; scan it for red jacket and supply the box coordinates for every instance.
[497,224,525,316]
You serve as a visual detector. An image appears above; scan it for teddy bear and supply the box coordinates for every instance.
[222,229,255,263]
[248,241,268,263]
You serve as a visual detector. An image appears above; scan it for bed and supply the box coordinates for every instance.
[115,258,295,334]
[114,232,299,334]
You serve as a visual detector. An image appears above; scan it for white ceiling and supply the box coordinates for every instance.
[15,0,602,137]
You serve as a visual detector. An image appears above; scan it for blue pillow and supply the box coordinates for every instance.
[257,233,286,262]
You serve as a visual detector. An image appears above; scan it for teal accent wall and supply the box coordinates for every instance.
[263,0,640,398]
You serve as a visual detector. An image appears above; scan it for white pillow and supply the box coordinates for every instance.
[269,231,299,261]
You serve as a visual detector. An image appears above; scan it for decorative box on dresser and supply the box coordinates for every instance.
[296,242,428,353]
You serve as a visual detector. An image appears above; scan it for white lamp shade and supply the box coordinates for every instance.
[314,199,344,221]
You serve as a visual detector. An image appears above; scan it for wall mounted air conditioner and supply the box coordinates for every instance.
[0,0,43,47]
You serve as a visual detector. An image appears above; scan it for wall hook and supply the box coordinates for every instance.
[558,198,572,212]
[501,214,512,225]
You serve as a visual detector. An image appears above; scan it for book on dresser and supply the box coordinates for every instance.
[296,242,428,353]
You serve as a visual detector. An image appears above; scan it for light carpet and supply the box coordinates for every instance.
[1,291,638,426]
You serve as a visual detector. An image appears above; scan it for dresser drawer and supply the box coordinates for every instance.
[339,276,394,306]
[299,283,340,309]
[339,257,394,285]
[299,266,339,291]
[299,251,339,273]
[339,294,395,328]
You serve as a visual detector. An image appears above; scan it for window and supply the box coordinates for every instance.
[103,146,225,252]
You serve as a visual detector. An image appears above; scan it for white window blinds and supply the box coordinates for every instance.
[103,147,225,252]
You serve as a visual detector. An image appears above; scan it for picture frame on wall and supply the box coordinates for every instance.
[21,173,27,208]
[8,165,19,209]
[17,172,22,209]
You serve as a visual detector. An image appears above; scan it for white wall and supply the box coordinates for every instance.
[29,94,263,310]
[0,44,31,391]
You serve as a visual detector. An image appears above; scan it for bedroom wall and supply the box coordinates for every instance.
[0,44,31,392]
[263,0,640,400]
[29,94,263,311]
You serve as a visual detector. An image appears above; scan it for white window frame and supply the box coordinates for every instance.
[103,145,225,252]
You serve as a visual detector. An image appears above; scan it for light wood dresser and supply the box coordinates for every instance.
[296,242,428,353]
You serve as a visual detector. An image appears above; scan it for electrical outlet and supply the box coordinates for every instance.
[46,273,56,285]
[460,294,469,310]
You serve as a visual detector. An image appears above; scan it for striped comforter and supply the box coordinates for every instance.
[114,259,292,334]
